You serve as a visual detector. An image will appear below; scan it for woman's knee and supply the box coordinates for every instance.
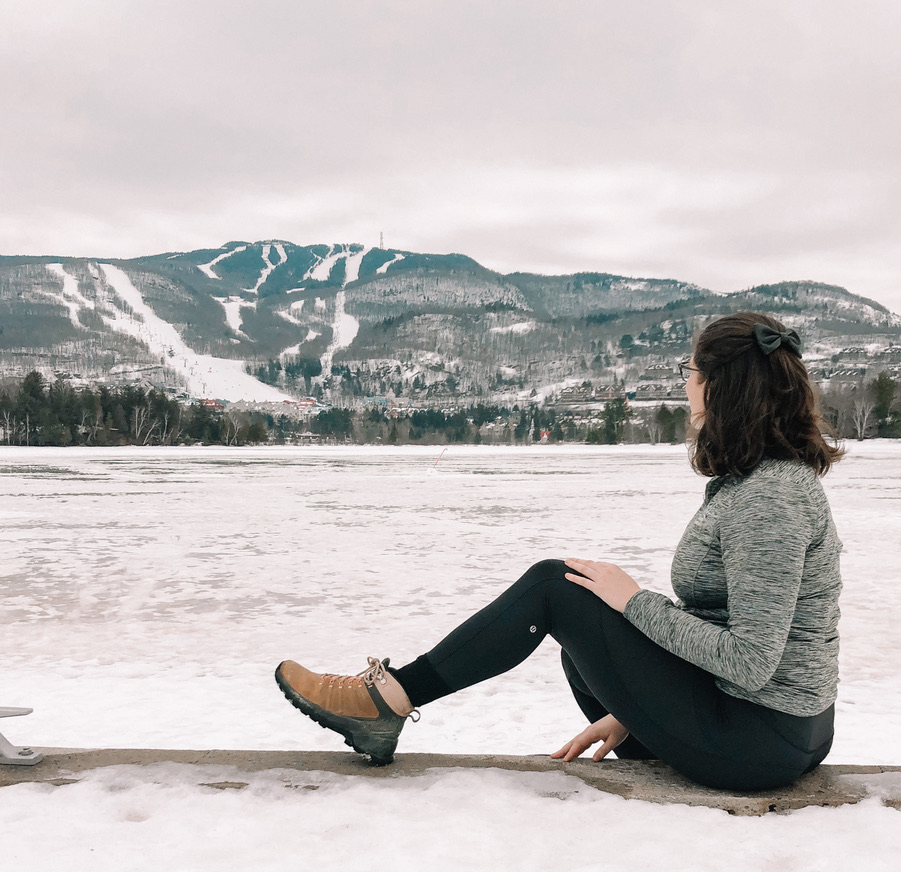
[512,560,593,614]
[522,558,569,581]
[504,560,571,603]
[510,559,609,631]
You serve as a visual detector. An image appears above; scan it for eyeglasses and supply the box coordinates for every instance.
[678,359,703,382]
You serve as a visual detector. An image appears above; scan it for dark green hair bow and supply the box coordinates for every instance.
[753,323,802,357]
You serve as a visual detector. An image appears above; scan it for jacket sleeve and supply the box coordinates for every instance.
[623,476,816,691]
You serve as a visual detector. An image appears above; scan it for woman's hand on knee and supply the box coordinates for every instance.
[551,714,630,763]
[564,558,641,613]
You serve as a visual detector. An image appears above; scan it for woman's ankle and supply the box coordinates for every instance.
[390,655,453,707]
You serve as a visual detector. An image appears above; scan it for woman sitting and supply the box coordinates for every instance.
[275,311,843,791]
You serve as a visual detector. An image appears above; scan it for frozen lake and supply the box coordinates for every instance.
[2,442,898,764]
[3,443,901,872]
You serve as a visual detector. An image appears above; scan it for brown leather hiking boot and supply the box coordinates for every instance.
[274,657,419,765]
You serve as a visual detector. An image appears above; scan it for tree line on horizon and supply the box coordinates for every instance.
[0,370,898,448]
[0,372,268,447]
[0,372,683,447]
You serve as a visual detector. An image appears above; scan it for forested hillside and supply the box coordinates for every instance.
[1,242,899,407]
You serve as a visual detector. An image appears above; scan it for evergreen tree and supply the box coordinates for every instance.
[15,372,47,445]
[871,373,899,437]
[601,398,631,444]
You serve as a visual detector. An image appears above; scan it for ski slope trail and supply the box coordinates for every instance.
[307,245,345,282]
[343,246,370,285]
[247,243,286,294]
[218,297,252,338]
[197,245,248,280]
[98,263,290,401]
[329,290,359,350]
[45,264,95,328]
[280,243,368,368]
[318,251,366,382]
[376,252,405,274]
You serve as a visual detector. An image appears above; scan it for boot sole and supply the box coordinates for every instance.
[274,664,397,765]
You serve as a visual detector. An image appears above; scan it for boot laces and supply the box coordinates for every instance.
[321,656,387,689]
[321,657,420,721]
[358,656,389,685]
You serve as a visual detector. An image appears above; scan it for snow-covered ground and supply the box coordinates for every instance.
[196,244,247,279]
[44,262,287,399]
[275,308,302,327]
[279,328,320,358]
[376,252,405,274]
[490,320,538,335]
[97,264,289,401]
[218,295,253,336]
[316,250,361,377]
[5,763,899,871]
[1,444,899,870]
[322,290,358,356]
[305,243,369,287]
[275,299,311,329]
[308,244,345,282]
[342,246,369,285]
[45,263,96,327]
[246,243,286,294]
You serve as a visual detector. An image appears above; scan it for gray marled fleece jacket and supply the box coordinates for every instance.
[623,458,842,717]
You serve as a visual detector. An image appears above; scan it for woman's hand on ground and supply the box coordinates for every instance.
[551,714,631,763]
[564,558,641,613]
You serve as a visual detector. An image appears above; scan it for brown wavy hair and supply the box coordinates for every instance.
[690,311,843,477]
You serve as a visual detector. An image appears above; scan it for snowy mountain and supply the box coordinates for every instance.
[1,242,899,403]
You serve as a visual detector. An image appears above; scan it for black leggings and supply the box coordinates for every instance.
[395,560,834,791]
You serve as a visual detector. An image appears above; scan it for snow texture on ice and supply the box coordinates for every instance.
[1,444,899,870]
[1,443,897,761]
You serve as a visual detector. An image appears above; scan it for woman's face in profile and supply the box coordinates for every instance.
[685,359,706,427]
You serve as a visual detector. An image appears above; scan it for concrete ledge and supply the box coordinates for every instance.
[2,749,900,816]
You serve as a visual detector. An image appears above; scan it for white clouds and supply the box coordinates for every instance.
[2,1,900,312]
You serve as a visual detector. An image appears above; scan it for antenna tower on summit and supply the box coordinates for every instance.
[379,232,384,250]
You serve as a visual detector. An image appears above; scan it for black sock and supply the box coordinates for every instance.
[390,655,453,707]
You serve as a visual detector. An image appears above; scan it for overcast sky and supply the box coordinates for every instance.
[2,0,900,312]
